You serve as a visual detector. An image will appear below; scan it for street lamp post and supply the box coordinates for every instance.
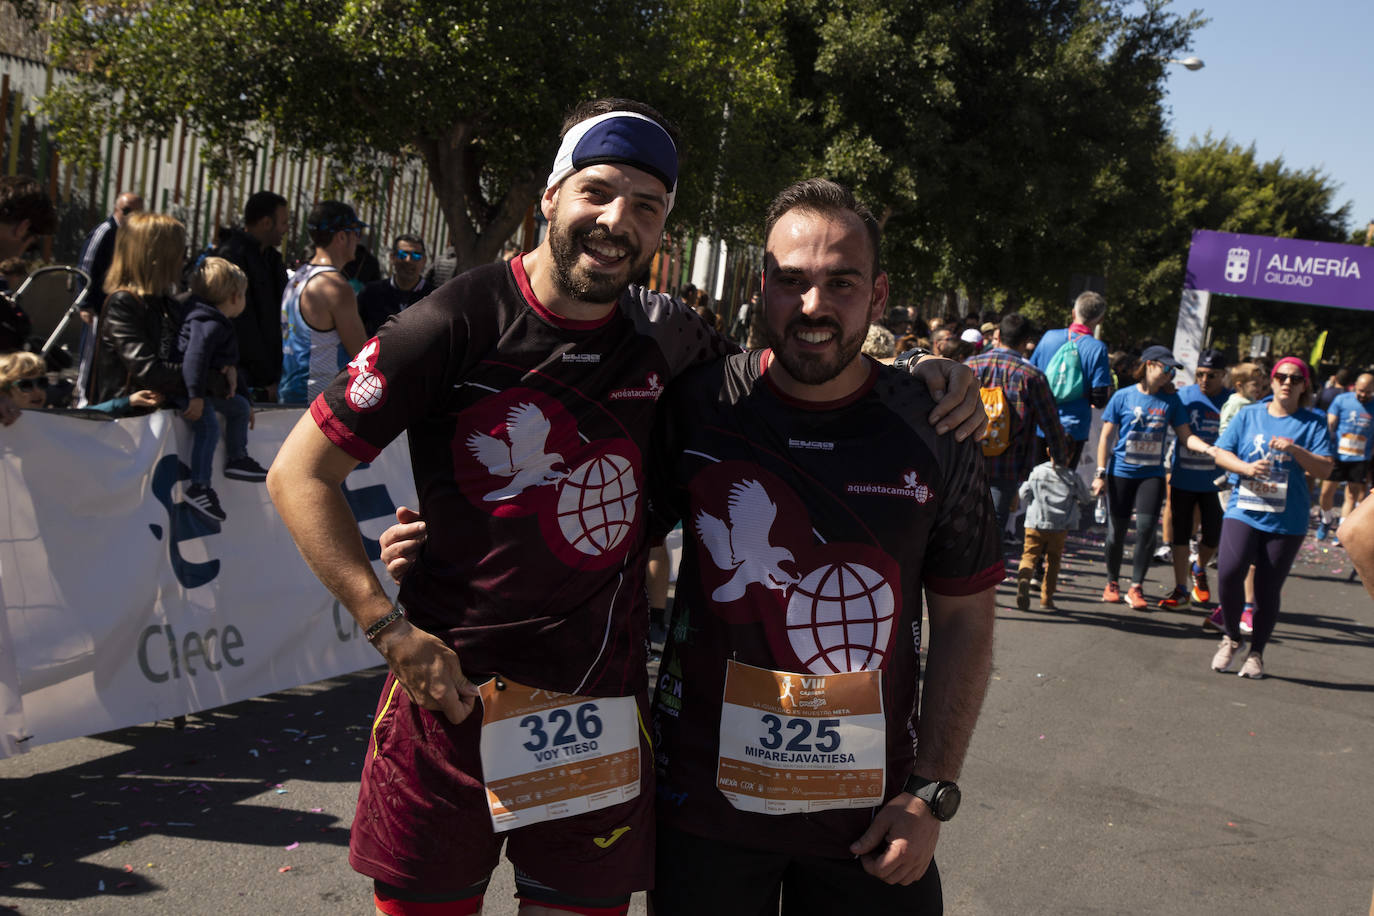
[1164,56,1205,71]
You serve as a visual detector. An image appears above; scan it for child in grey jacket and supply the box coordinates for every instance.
[1016,459,1095,610]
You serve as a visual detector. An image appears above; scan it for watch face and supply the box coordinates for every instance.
[935,783,962,820]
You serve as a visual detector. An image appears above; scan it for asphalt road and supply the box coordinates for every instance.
[2,532,1370,914]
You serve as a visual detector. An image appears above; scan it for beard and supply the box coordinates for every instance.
[548,217,649,304]
[762,313,868,387]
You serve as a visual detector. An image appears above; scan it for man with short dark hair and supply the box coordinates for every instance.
[215,190,289,399]
[357,234,430,337]
[277,200,367,404]
[650,178,999,914]
[1159,348,1232,610]
[1028,291,1114,467]
[965,312,1068,542]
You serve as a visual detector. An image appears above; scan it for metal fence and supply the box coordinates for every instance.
[0,51,453,267]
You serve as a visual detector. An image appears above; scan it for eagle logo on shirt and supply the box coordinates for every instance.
[454,387,642,571]
[466,402,570,501]
[694,479,800,603]
[689,464,901,675]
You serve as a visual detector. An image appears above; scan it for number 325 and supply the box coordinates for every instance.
[759,715,840,752]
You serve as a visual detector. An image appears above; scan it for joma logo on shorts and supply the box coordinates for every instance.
[593,826,631,848]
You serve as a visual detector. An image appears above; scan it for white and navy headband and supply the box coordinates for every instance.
[545,111,679,214]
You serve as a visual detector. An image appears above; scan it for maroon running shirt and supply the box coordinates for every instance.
[312,256,731,697]
[649,350,1003,859]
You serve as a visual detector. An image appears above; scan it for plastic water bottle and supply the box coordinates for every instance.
[1094,494,1107,525]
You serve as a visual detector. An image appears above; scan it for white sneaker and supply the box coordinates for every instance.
[1238,653,1264,679]
[1211,635,1241,673]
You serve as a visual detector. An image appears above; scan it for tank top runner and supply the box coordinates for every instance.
[647,351,1003,860]
[280,263,345,403]
[312,256,731,697]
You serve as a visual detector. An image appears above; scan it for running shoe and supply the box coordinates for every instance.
[1153,545,1172,563]
[1102,581,1122,604]
[1315,521,1329,541]
[1158,585,1190,609]
[224,456,270,481]
[1211,635,1241,672]
[1016,576,1031,611]
[185,483,226,522]
[1239,604,1254,635]
[1190,563,1211,604]
[1202,606,1224,632]
[1237,653,1264,679]
[1039,597,1057,611]
[1126,584,1148,610]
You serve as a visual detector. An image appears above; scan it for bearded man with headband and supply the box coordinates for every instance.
[269,98,985,915]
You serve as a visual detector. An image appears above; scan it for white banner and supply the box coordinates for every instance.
[0,407,417,757]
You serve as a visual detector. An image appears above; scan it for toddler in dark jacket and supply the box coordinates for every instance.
[175,257,269,522]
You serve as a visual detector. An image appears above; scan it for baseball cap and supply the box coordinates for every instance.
[1197,348,1228,370]
[1140,345,1183,369]
[960,328,984,346]
[306,200,368,233]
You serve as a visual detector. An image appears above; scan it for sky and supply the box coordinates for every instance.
[1159,0,1373,238]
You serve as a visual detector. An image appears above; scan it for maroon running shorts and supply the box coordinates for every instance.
[349,673,655,898]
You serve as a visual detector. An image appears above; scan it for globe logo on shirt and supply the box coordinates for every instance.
[556,451,639,556]
[785,560,896,674]
[345,339,387,412]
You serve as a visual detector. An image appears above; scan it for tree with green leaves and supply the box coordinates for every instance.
[779,0,1201,312]
[37,0,793,272]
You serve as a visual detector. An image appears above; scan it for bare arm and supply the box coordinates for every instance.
[850,586,996,885]
[267,415,478,722]
[1337,498,1374,601]
[1091,420,1117,497]
[1174,424,1212,457]
[301,273,369,358]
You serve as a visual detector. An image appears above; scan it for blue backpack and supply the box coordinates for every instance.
[1045,332,1086,403]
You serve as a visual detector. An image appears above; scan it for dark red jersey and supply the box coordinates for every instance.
[312,256,731,697]
[648,350,1002,858]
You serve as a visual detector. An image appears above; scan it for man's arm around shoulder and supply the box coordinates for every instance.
[849,585,995,885]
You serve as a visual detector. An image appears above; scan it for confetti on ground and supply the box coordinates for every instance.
[285,842,299,851]
[123,865,134,872]
[1038,734,1045,740]
[278,866,292,873]
[1226,821,1236,827]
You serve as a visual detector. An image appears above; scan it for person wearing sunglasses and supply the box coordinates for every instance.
[1091,346,1215,610]
[1158,348,1233,610]
[357,234,431,338]
[1205,357,1334,678]
[0,350,49,409]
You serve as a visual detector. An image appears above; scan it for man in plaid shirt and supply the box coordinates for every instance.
[965,313,1068,542]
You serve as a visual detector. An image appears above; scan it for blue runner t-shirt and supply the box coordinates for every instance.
[1028,327,1111,442]
[1216,403,1333,536]
[1327,391,1373,462]
[1170,384,1231,492]
[1103,386,1187,479]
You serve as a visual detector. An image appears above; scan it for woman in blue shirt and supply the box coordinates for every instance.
[1091,346,1213,610]
[1205,357,1333,678]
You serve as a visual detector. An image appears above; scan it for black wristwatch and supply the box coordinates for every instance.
[902,774,962,822]
[892,347,934,372]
